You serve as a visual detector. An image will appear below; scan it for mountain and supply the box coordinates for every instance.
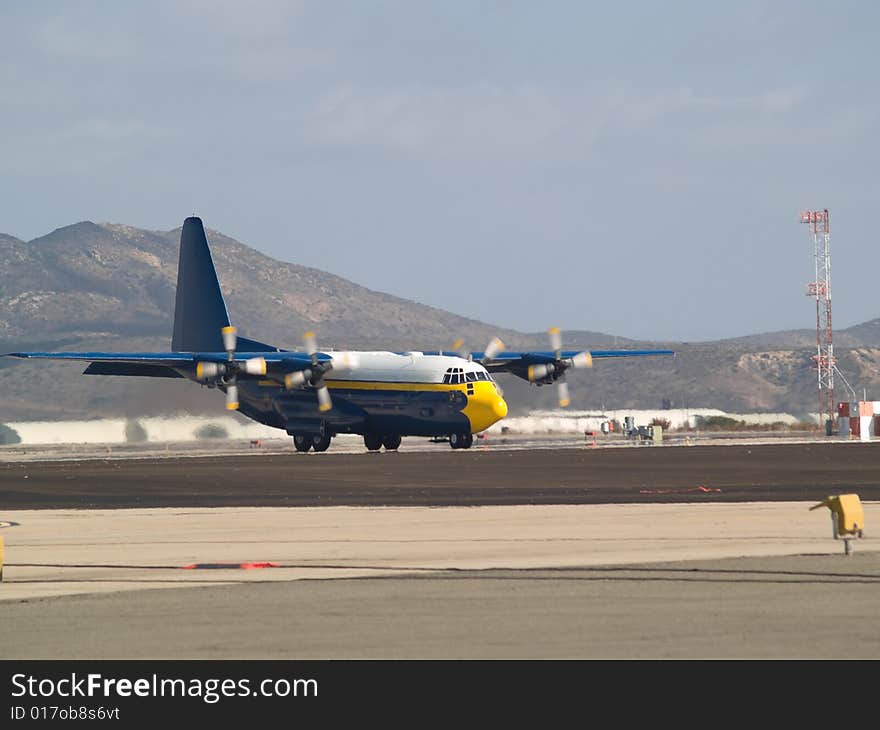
[2,221,879,422]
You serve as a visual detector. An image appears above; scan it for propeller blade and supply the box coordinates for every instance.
[452,338,470,360]
[222,326,237,359]
[284,369,310,389]
[482,337,505,362]
[548,326,562,359]
[569,351,593,369]
[225,383,239,410]
[304,331,318,359]
[316,385,332,412]
[556,378,570,408]
[242,356,267,376]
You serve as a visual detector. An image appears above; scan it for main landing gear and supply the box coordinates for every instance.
[292,433,332,452]
[363,434,402,451]
[449,432,473,449]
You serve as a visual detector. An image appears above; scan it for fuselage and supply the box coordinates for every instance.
[234,351,508,439]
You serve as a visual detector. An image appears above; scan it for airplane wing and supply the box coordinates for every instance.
[467,345,675,408]
[473,349,675,369]
[2,350,327,378]
[4,329,338,412]
[471,348,675,381]
[440,328,674,378]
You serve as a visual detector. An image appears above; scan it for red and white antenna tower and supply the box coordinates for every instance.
[801,209,835,429]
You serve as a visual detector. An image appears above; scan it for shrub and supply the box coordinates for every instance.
[0,423,21,445]
[650,417,671,431]
[195,423,228,439]
[695,415,743,430]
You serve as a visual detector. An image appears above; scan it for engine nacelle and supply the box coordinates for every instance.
[527,363,558,385]
[284,369,311,389]
[196,361,226,380]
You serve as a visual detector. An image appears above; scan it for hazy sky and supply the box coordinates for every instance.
[2,2,878,342]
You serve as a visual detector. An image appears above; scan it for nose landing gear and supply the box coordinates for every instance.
[449,432,473,449]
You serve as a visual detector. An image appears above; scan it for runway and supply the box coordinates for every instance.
[1,439,879,658]
[4,439,880,508]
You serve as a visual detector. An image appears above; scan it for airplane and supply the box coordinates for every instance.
[3,217,674,452]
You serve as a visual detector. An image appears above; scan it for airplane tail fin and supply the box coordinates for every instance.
[171,217,231,352]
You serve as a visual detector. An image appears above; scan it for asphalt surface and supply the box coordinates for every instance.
[5,555,880,659]
[3,441,880,508]
[2,439,879,660]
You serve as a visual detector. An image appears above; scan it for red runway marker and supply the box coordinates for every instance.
[639,485,722,495]
[181,562,279,570]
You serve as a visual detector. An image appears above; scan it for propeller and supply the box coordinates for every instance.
[451,338,469,360]
[549,326,569,407]
[194,326,267,411]
[482,336,505,363]
[526,327,593,408]
[549,326,563,358]
[222,326,239,410]
[283,331,333,413]
[450,336,505,365]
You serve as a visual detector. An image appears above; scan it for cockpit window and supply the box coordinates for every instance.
[445,366,492,385]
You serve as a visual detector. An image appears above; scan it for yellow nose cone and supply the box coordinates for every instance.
[463,382,509,433]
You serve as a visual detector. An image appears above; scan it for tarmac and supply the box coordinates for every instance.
[1,437,879,658]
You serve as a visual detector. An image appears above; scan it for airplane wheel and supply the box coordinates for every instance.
[293,434,312,452]
[460,433,473,449]
[312,433,332,452]
[363,434,382,451]
[450,432,472,449]
[382,434,402,451]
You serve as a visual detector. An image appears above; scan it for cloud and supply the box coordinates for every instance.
[28,4,327,84]
[35,14,135,61]
[612,84,810,127]
[60,118,169,143]
[302,82,815,161]
[168,0,307,40]
[696,102,878,149]
[0,116,171,176]
[305,83,600,159]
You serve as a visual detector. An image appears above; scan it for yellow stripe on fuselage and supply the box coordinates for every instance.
[260,379,474,392]
[324,379,465,392]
